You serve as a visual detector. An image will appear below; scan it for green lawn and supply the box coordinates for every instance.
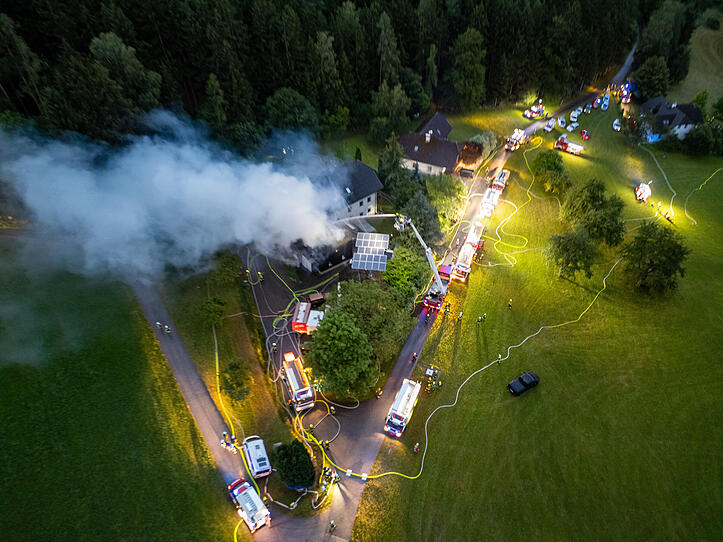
[324,133,382,169]
[352,105,723,541]
[0,249,245,541]
[669,15,723,105]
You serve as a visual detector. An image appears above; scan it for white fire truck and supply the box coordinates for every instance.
[384,379,422,437]
[452,222,484,282]
[505,128,528,151]
[554,134,584,156]
[282,352,315,411]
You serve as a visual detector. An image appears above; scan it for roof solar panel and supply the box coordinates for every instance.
[351,252,388,271]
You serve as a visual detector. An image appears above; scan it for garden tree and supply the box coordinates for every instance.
[377,11,401,86]
[377,138,423,206]
[377,137,406,184]
[354,147,362,161]
[622,221,690,294]
[469,131,498,162]
[199,73,227,130]
[382,246,430,301]
[425,43,438,95]
[677,122,719,155]
[220,361,250,403]
[211,252,241,286]
[425,174,465,230]
[633,56,670,101]
[332,281,409,365]
[321,106,350,139]
[402,191,442,242]
[224,120,263,157]
[452,27,486,110]
[313,31,344,113]
[563,178,625,246]
[307,309,376,395]
[263,87,318,133]
[274,440,315,489]
[368,81,411,144]
[531,149,571,194]
[400,67,430,115]
[199,296,226,328]
[545,228,598,279]
[0,14,45,114]
[693,90,709,115]
[620,114,645,145]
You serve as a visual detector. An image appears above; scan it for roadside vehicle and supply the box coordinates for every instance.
[507,371,540,396]
[452,222,484,282]
[242,436,272,478]
[601,101,609,111]
[554,134,584,155]
[384,379,422,436]
[282,352,314,411]
[558,116,566,128]
[505,128,528,151]
[593,97,601,109]
[227,479,271,533]
[543,117,556,132]
[581,129,590,140]
[612,118,621,131]
[523,101,545,119]
[481,187,501,217]
[567,121,579,133]
[491,169,510,192]
[570,107,582,122]
[584,103,592,114]
[459,168,474,179]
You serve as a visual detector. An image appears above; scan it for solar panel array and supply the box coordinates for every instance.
[351,233,390,271]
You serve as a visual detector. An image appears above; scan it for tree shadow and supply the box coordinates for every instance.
[558,274,598,295]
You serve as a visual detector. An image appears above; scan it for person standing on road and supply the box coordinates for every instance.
[508,299,512,310]
[329,520,336,533]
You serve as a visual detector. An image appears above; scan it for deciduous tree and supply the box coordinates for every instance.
[402,191,441,242]
[264,87,318,133]
[632,56,670,100]
[275,440,315,489]
[545,228,597,279]
[382,246,429,302]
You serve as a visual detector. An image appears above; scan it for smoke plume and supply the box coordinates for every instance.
[0,111,345,277]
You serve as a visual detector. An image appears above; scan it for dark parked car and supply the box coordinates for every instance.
[507,371,540,396]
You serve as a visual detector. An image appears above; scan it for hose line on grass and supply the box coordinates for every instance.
[684,167,721,225]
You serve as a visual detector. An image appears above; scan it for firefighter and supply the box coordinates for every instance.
[458,311,463,321]
[155,321,162,329]
[164,325,171,334]
[257,271,264,282]
[412,352,418,363]
[376,387,383,399]
[413,442,420,454]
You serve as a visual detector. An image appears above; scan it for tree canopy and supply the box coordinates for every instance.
[563,178,625,246]
[274,440,315,489]
[545,228,598,279]
[382,246,429,302]
[531,149,571,194]
[425,174,466,230]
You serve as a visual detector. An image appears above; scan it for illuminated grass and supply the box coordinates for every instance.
[353,106,723,541]
[0,256,244,541]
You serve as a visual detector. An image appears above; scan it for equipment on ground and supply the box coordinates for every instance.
[554,134,584,156]
[291,301,324,334]
[505,128,529,151]
[227,479,270,533]
[635,182,652,203]
[395,214,448,311]
[282,352,315,411]
[384,379,421,437]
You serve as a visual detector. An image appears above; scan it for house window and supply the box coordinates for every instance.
[367,196,371,203]
[368,207,372,213]
[359,212,363,216]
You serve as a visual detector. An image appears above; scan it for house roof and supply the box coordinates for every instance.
[417,112,452,139]
[398,132,460,171]
[642,96,703,127]
[342,161,383,204]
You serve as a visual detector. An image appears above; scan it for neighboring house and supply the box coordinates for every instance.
[641,96,703,140]
[398,112,461,176]
[335,160,384,219]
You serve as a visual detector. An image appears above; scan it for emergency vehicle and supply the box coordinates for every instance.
[621,83,632,104]
[242,436,272,478]
[452,222,484,282]
[491,169,510,192]
[291,301,324,334]
[227,479,270,533]
[523,100,545,119]
[384,379,421,437]
[282,352,314,411]
[505,128,528,151]
[481,187,501,217]
[554,134,584,156]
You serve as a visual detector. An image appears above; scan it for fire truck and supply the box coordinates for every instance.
[505,128,528,151]
[282,352,315,411]
[394,214,448,311]
[452,222,484,282]
[384,379,421,437]
[523,100,545,119]
[553,134,584,156]
[291,301,324,334]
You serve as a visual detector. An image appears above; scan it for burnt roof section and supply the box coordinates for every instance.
[417,112,452,139]
[343,160,383,204]
[642,97,703,127]
[398,132,460,170]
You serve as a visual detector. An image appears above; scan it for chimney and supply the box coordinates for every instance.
[425,130,432,143]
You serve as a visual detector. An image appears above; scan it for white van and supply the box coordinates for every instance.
[242,436,272,478]
[228,479,270,533]
[570,109,580,122]
[384,379,421,437]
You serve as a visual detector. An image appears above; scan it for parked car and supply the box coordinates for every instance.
[507,371,540,396]
[558,116,566,128]
[584,103,592,114]
[593,97,601,109]
[567,121,579,133]
[543,117,556,132]
[601,101,609,111]
[612,118,621,132]
[581,129,590,140]
[459,168,475,179]
[570,109,581,122]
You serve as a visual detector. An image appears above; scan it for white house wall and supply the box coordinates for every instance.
[335,191,378,219]
[401,158,446,176]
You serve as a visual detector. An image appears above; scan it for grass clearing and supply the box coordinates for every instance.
[0,249,245,541]
[352,105,723,541]
[669,15,723,105]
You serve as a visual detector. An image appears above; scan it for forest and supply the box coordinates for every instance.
[0,0,712,150]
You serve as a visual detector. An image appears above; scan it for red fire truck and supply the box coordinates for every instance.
[553,134,584,156]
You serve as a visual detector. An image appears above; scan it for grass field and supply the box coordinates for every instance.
[0,248,246,541]
[352,104,723,541]
[669,15,723,105]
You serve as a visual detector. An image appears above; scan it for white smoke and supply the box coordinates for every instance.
[0,111,346,276]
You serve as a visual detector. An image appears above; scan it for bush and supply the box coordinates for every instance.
[698,8,720,30]
[274,440,315,489]
[469,130,498,162]
[220,362,250,403]
[531,149,571,194]
[198,296,226,328]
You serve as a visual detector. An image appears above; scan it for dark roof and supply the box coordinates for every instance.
[398,132,460,171]
[417,112,452,139]
[642,96,703,127]
[342,160,383,204]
